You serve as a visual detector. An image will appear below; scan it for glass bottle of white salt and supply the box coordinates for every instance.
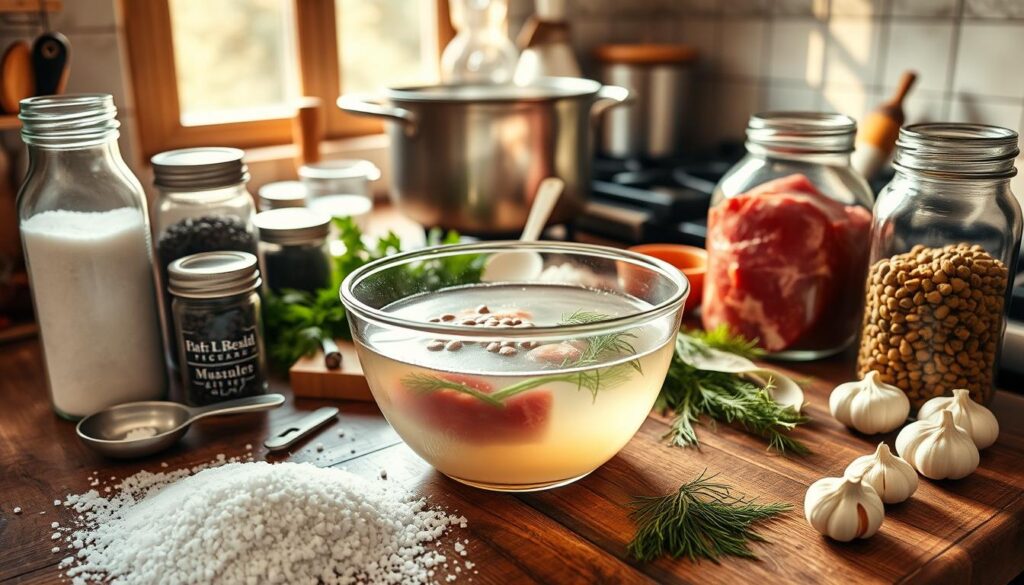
[17,94,166,419]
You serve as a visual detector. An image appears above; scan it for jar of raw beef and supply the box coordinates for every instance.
[703,112,873,359]
[17,94,167,419]
[857,123,1022,409]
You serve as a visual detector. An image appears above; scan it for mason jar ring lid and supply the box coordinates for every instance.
[168,251,261,299]
[151,147,251,191]
[746,111,857,154]
[254,208,332,246]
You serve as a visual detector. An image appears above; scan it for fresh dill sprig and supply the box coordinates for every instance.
[657,329,809,454]
[683,325,764,360]
[560,309,642,374]
[628,470,791,563]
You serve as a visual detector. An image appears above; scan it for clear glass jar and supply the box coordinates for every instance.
[440,0,518,84]
[857,123,1022,409]
[703,112,874,360]
[168,251,268,406]
[16,94,166,419]
[152,147,258,366]
[253,208,332,293]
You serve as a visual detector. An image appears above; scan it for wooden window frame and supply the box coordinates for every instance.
[122,0,452,157]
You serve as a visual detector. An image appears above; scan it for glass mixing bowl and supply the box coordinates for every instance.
[340,241,688,491]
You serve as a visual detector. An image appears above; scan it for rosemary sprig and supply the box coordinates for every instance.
[628,470,791,563]
[657,329,809,454]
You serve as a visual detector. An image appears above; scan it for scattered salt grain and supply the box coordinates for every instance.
[159,462,168,468]
[58,461,469,584]
[54,499,61,506]
[51,532,60,540]
[454,542,467,556]
[51,521,59,528]
[51,547,60,554]
[245,443,252,450]
[12,507,21,514]
[122,426,158,440]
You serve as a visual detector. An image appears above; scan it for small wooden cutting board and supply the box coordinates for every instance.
[289,339,374,401]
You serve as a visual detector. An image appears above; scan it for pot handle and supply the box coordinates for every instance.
[591,85,632,119]
[337,95,417,136]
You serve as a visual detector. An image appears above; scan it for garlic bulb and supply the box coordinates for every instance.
[917,389,999,449]
[804,475,884,542]
[895,410,979,480]
[844,443,918,504]
[829,370,910,434]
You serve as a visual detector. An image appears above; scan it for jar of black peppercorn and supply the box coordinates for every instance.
[152,147,259,368]
[253,208,333,293]
[168,251,268,406]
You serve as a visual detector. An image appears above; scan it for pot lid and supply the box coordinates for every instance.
[383,77,603,103]
[594,44,698,65]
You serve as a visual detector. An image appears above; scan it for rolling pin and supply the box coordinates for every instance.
[852,71,917,180]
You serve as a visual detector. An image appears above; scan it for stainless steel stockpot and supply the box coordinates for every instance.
[338,77,629,235]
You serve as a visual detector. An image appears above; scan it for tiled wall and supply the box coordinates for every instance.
[0,0,139,168]
[4,0,1024,184]
[510,0,1024,167]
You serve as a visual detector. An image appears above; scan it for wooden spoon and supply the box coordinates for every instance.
[1,41,35,114]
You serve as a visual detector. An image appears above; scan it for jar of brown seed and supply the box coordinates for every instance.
[857,123,1022,410]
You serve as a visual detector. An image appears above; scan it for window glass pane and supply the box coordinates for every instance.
[169,0,299,125]
[337,0,439,93]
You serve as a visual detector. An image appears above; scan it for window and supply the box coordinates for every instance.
[123,0,451,156]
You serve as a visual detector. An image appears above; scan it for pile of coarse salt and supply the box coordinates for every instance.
[59,461,469,584]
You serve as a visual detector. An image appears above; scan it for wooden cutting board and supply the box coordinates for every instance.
[289,339,373,401]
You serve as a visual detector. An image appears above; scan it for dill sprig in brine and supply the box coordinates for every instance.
[628,471,791,563]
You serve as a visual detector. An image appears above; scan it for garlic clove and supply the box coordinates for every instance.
[829,370,910,435]
[804,475,884,542]
[918,389,999,449]
[896,410,979,480]
[844,443,918,504]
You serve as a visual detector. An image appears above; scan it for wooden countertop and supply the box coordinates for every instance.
[2,210,1023,584]
[2,342,1024,584]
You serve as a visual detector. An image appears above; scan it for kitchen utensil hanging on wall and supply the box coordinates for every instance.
[0,41,34,113]
[31,4,70,96]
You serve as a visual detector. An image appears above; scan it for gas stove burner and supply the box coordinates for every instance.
[583,156,728,245]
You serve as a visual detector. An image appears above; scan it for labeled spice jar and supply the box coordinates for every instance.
[857,123,1022,409]
[254,208,332,293]
[168,251,268,406]
[153,147,258,367]
[703,112,873,359]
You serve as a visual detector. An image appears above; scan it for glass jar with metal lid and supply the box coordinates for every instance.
[253,208,332,293]
[703,112,874,360]
[16,94,167,418]
[168,251,268,406]
[152,147,258,366]
[857,123,1022,409]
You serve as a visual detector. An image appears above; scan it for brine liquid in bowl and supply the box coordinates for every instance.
[356,283,677,492]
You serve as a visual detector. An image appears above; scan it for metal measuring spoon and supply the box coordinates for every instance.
[76,394,285,459]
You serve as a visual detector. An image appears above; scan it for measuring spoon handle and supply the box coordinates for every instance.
[186,393,286,422]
